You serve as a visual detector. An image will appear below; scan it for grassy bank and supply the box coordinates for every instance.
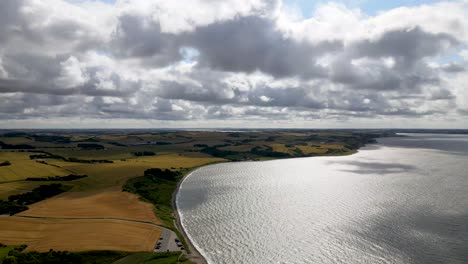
[123,171,186,229]
[123,168,193,254]
[0,244,191,264]
[0,246,129,264]
[113,252,192,264]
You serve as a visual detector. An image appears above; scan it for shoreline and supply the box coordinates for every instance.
[170,140,387,264]
[172,166,210,264]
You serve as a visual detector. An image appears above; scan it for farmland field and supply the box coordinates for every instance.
[0,129,389,262]
[44,154,224,191]
[18,188,161,224]
[0,217,161,252]
[0,152,70,182]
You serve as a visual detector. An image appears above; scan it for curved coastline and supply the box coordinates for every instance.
[173,166,211,264]
[172,141,384,264]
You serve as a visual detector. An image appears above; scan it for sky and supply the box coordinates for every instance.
[0,0,467,129]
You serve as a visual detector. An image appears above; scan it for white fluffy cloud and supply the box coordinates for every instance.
[0,0,467,127]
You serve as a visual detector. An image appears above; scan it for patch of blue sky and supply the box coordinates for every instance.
[70,0,447,14]
[284,0,447,17]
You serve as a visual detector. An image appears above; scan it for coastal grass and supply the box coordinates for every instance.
[113,252,193,264]
[123,165,222,255]
[66,251,130,264]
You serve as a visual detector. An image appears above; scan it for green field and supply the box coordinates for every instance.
[0,152,70,182]
[0,245,17,261]
[0,130,392,263]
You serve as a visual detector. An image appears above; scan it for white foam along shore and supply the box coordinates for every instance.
[173,166,211,264]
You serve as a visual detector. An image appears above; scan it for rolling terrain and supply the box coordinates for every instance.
[0,130,389,263]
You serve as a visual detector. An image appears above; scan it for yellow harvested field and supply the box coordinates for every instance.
[296,145,328,155]
[322,144,346,149]
[19,188,161,224]
[0,152,69,182]
[270,143,292,153]
[0,217,161,252]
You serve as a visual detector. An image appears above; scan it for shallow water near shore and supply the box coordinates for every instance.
[176,134,468,264]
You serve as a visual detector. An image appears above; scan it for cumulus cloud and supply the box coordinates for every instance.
[0,0,467,127]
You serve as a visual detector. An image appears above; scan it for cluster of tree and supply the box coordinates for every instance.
[29,153,64,160]
[123,171,180,225]
[200,146,238,158]
[4,248,84,264]
[0,183,66,216]
[77,143,105,150]
[193,144,208,148]
[67,158,113,164]
[200,144,292,160]
[2,132,29,138]
[8,184,67,206]
[108,141,126,146]
[144,168,180,182]
[33,160,61,168]
[292,148,305,156]
[0,160,11,166]
[80,137,100,142]
[26,174,87,182]
[155,141,172,145]
[29,151,113,164]
[31,135,71,143]
[250,146,291,158]
[343,134,379,150]
[0,141,35,150]
[1,246,129,264]
[132,151,156,157]
[0,200,28,215]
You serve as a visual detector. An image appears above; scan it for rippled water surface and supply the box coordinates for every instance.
[176,134,468,264]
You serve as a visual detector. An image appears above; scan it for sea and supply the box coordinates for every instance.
[177,134,468,264]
